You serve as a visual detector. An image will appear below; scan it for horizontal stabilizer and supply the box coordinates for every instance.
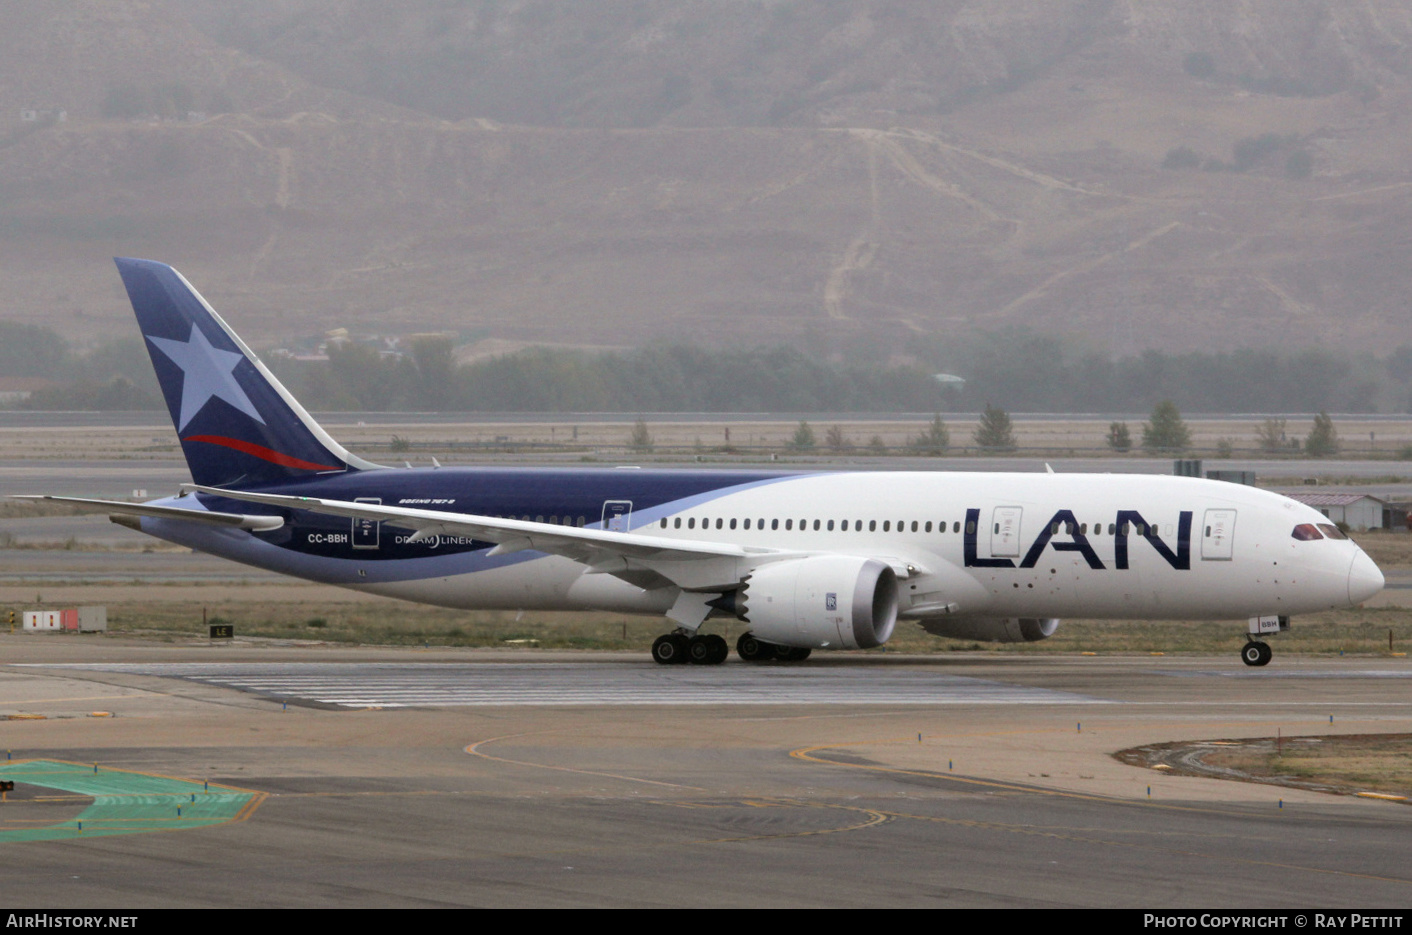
[183,484,747,561]
[11,495,285,532]
[184,483,777,591]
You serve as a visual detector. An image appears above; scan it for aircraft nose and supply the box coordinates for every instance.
[1347,549,1384,605]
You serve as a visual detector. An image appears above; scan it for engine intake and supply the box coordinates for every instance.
[920,617,1060,643]
[739,556,898,649]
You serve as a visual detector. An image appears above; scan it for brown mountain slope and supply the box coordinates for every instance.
[0,1,1410,360]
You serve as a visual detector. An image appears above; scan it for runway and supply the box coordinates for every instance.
[20,661,1103,707]
[1,644,1410,908]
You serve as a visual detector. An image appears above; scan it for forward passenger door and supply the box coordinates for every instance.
[1201,509,1236,560]
[991,506,1023,558]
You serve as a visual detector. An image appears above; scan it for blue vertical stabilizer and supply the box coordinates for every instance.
[115,258,378,488]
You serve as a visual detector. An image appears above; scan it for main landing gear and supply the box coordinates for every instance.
[735,632,811,663]
[652,631,729,665]
[648,631,812,665]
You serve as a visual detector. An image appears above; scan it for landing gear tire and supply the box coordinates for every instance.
[652,633,691,665]
[736,633,811,663]
[688,634,729,665]
[736,632,773,662]
[1240,640,1272,667]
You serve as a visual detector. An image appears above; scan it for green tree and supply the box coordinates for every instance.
[328,342,403,410]
[1183,52,1216,78]
[1162,146,1201,170]
[1285,149,1313,179]
[101,82,147,118]
[409,335,457,410]
[628,417,653,453]
[788,420,816,452]
[1106,421,1131,452]
[1254,417,1288,453]
[973,405,1016,451]
[911,414,950,455]
[21,376,158,411]
[1142,401,1191,452]
[824,424,852,453]
[0,322,69,377]
[1305,412,1339,457]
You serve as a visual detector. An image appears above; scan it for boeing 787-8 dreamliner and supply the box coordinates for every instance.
[19,259,1384,667]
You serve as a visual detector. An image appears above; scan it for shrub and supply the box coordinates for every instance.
[1142,401,1191,452]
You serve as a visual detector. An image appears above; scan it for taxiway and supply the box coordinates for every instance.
[0,641,1408,908]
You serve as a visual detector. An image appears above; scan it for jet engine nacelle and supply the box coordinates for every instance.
[920,617,1060,643]
[739,556,898,649]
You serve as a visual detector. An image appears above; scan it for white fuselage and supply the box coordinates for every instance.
[164,471,1377,624]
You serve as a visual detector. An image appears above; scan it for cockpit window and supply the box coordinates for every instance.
[1316,523,1348,540]
[1291,524,1323,541]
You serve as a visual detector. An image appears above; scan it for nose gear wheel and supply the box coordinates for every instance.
[1240,640,1272,667]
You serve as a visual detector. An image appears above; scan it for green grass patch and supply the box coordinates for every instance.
[1192,735,1411,799]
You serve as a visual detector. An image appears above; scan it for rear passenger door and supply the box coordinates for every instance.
[602,500,633,532]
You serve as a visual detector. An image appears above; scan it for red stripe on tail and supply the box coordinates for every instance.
[184,435,344,472]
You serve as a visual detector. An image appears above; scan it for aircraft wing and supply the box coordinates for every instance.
[12,495,285,531]
[185,484,779,592]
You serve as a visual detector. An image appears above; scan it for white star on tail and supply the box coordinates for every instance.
[146,326,265,431]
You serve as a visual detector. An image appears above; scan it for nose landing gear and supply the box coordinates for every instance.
[1241,615,1287,667]
[1240,640,1272,667]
